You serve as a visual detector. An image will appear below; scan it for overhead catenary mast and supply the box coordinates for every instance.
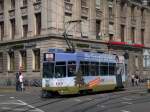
[63,20,82,52]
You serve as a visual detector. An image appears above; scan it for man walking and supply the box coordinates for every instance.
[16,71,21,91]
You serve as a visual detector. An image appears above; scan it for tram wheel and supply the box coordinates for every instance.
[41,90,52,98]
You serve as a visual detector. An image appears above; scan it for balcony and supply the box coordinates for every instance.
[0,12,4,21]
[96,8,102,19]
[64,2,73,14]
[9,9,15,19]
[33,1,41,13]
[81,7,88,18]
[20,6,28,16]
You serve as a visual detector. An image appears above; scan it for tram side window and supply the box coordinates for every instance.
[90,62,99,76]
[100,62,108,76]
[43,63,54,78]
[80,61,90,76]
[55,62,66,78]
[68,61,76,77]
[109,63,116,75]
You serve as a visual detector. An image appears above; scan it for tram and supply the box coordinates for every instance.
[41,48,126,97]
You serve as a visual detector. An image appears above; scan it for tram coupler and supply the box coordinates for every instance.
[147,80,150,93]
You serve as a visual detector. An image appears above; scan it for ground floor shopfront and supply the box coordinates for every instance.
[0,35,145,86]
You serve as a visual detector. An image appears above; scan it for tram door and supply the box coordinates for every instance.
[116,66,124,88]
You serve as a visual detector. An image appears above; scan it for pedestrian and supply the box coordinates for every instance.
[19,72,24,92]
[15,71,20,91]
[135,74,139,86]
[131,74,135,86]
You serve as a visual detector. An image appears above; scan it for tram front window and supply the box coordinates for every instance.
[109,63,116,75]
[43,62,54,78]
[55,62,66,78]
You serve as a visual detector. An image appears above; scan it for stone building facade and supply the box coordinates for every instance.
[0,0,149,86]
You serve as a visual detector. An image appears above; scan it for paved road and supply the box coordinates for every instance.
[0,87,150,112]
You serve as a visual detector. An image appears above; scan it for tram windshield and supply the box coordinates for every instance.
[43,62,54,78]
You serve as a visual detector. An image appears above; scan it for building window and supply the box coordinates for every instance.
[131,5,135,20]
[8,51,15,71]
[36,0,41,3]
[0,53,3,72]
[0,0,4,11]
[109,34,113,41]
[32,49,40,71]
[10,19,15,39]
[141,29,144,44]
[11,0,15,9]
[109,7,113,19]
[96,20,101,39]
[23,0,28,6]
[131,27,135,43]
[141,8,144,20]
[96,0,100,9]
[143,55,150,68]
[81,0,87,7]
[120,25,125,42]
[35,13,41,35]
[23,25,28,38]
[19,51,27,71]
[65,0,71,2]
[0,22,4,41]
[22,16,28,38]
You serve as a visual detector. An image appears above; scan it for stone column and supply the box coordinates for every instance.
[28,0,35,37]
[4,0,11,41]
[41,0,48,35]
[88,0,96,40]
[126,3,131,44]
[57,0,65,34]
[72,0,81,38]
[114,0,120,41]
[15,0,22,39]
[135,6,141,44]
[144,9,150,47]
[101,0,109,41]
[47,0,64,34]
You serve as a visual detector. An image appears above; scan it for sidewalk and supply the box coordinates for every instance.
[124,82,147,92]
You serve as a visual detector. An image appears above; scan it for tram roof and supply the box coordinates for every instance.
[54,52,117,63]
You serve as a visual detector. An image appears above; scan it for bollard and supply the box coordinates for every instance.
[147,80,150,93]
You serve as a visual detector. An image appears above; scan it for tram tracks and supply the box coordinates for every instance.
[1,88,148,112]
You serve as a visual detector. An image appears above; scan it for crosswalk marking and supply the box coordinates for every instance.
[121,102,132,105]
[121,110,131,112]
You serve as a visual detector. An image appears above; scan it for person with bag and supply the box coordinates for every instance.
[19,72,24,92]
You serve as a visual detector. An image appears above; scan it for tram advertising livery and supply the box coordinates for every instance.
[42,48,126,97]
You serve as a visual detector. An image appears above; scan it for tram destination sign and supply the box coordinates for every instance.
[43,53,55,61]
